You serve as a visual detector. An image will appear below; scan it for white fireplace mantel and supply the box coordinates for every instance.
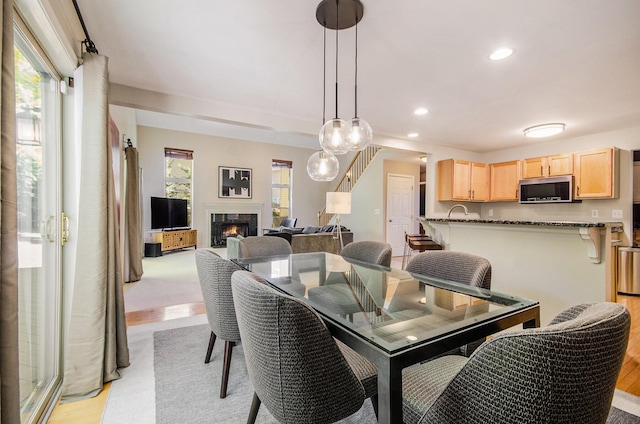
[204,201,263,247]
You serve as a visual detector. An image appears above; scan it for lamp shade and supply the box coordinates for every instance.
[326,192,351,214]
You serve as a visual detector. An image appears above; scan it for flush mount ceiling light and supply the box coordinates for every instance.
[524,123,566,138]
[489,47,514,61]
[311,0,372,180]
[414,107,429,115]
[408,133,419,138]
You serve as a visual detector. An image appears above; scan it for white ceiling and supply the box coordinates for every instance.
[76,0,640,153]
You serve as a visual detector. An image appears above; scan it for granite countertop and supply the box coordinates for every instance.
[419,217,624,229]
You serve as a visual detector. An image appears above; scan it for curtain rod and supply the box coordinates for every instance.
[72,0,99,54]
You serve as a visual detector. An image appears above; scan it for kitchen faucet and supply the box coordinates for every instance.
[447,204,469,218]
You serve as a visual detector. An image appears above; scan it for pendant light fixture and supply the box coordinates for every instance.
[318,0,350,155]
[307,150,340,181]
[307,0,371,181]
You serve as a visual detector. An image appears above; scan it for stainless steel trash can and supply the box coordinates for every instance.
[618,247,640,295]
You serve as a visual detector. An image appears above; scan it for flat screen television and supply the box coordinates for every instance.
[151,197,188,230]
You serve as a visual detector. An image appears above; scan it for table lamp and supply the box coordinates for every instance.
[326,192,351,251]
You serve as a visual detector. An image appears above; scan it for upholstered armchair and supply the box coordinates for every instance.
[402,302,630,424]
[237,235,292,259]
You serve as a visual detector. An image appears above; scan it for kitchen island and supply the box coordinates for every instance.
[419,217,623,325]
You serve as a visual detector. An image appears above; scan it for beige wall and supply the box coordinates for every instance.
[137,126,330,247]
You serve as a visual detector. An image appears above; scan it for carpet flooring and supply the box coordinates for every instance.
[103,318,640,423]
[124,249,222,312]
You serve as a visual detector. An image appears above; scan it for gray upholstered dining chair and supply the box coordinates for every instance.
[405,250,491,290]
[194,249,243,399]
[307,240,392,320]
[340,240,393,268]
[237,235,292,259]
[231,270,378,424]
[406,250,491,356]
[402,302,630,424]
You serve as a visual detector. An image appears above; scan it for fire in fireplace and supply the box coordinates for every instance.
[221,223,248,239]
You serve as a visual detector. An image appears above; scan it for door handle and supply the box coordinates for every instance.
[61,212,69,246]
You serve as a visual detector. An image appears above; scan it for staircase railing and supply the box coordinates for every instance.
[317,145,380,226]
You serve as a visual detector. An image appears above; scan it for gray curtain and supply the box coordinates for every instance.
[62,53,130,401]
[125,145,143,282]
[0,0,20,421]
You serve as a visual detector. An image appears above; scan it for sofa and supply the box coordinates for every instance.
[264,225,353,255]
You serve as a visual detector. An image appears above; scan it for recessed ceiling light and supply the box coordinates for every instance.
[408,133,419,138]
[523,123,565,138]
[490,47,514,61]
[414,108,429,116]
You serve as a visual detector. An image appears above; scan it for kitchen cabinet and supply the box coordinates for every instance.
[573,147,618,199]
[574,147,617,199]
[489,160,520,201]
[521,154,573,179]
[437,159,487,202]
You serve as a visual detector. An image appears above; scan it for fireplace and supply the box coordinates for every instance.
[211,213,258,246]
[205,202,263,247]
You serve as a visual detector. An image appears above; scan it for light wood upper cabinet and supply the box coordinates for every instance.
[490,160,521,201]
[470,162,488,201]
[574,147,617,199]
[437,159,487,202]
[521,154,573,179]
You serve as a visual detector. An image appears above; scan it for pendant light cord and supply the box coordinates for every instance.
[354,19,358,119]
[322,26,326,126]
[334,1,339,119]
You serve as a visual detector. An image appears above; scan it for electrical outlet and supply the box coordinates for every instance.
[592,209,599,218]
[612,210,623,219]
[488,209,494,217]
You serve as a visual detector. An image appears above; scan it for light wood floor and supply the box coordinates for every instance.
[47,293,640,423]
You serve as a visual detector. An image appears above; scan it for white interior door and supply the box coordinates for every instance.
[386,174,415,256]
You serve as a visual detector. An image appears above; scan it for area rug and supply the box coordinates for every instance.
[103,317,640,423]
[153,324,376,423]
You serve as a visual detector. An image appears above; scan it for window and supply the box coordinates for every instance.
[271,160,292,227]
[164,148,193,226]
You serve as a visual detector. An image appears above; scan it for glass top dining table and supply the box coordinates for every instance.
[233,251,540,424]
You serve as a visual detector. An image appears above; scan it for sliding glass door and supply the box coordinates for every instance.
[14,23,63,424]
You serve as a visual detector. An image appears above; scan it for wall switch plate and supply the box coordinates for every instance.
[374,209,380,215]
[612,210,623,218]
[488,209,494,217]
[592,209,599,218]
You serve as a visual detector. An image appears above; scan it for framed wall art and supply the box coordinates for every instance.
[218,166,252,199]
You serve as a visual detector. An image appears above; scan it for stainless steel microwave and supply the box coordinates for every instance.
[519,176,574,203]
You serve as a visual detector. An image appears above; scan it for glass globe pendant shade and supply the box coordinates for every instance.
[347,117,372,150]
[307,150,339,181]
[319,118,350,155]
